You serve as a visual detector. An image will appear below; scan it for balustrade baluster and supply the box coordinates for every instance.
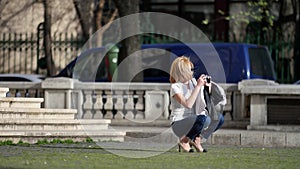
[91,91,97,118]
[15,89,21,97]
[132,91,139,119]
[103,90,113,119]
[133,91,145,119]
[122,91,128,119]
[101,91,107,118]
[82,90,93,118]
[93,91,103,118]
[113,91,125,119]
[25,89,30,97]
[112,92,118,119]
[123,91,134,120]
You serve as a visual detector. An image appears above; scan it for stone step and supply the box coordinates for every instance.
[0,129,126,144]
[0,119,110,131]
[0,88,9,98]
[0,108,77,120]
[0,97,44,108]
[77,119,111,130]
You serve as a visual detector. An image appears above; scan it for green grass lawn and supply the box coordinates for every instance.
[0,143,299,169]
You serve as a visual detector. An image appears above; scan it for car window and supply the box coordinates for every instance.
[249,47,275,79]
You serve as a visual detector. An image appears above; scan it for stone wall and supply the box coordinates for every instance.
[0,0,80,34]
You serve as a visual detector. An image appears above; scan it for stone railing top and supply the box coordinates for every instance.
[41,77,236,92]
[218,83,238,91]
[0,82,41,89]
[41,77,171,91]
[41,77,77,89]
[238,79,279,90]
[74,81,171,90]
[240,85,300,95]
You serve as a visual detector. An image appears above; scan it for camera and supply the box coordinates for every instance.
[205,75,211,83]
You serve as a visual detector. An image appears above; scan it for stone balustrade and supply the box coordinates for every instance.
[9,77,300,130]
[41,78,171,121]
[0,82,42,98]
[40,78,247,123]
[239,79,300,131]
[0,78,244,123]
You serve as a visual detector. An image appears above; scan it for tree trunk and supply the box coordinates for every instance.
[43,0,55,76]
[276,0,297,82]
[73,0,94,42]
[294,0,300,82]
[113,0,142,82]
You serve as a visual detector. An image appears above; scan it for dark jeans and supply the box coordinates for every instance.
[202,113,224,132]
[172,115,207,141]
[172,115,206,140]
[186,115,207,141]
[214,113,224,131]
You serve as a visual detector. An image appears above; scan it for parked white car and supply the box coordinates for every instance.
[0,74,45,82]
[294,79,300,84]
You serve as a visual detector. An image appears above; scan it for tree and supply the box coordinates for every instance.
[73,0,93,43]
[73,0,118,44]
[294,0,300,82]
[72,0,141,82]
[43,0,55,76]
[0,0,8,19]
[113,0,142,82]
[209,0,299,83]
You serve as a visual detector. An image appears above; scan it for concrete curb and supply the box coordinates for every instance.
[111,126,300,147]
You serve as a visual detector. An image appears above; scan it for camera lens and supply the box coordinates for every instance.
[206,75,211,83]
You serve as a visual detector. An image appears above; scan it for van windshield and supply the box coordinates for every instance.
[248,47,275,80]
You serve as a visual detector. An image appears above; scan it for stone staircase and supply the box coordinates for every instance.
[0,87,125,143]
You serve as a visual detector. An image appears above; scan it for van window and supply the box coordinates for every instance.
[216,48,231,78]
[249,47,275,79]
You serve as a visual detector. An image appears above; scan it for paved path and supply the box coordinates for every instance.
[110,126,300,148]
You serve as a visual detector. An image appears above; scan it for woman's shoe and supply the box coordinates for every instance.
[178,142,194,153]
[190,140,207,153]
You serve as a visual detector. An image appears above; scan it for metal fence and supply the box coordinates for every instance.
[0,31,295,83]
[0,32,84,75]
[0,33,36,74]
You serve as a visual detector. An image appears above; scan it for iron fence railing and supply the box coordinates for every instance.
[0,32,84,75]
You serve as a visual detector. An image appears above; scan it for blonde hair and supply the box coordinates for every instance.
[169,56,194,83]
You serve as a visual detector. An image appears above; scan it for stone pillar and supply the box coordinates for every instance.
[238,79,278,126]
[0,88,9,98]
[41,77,76,109]
[249,95,267,126]
[144,91,169,120]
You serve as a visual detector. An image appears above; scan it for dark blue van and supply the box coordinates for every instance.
[56,43,276,83]
[141,43,276,83]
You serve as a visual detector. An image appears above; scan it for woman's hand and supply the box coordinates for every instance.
[197,74,206,87]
